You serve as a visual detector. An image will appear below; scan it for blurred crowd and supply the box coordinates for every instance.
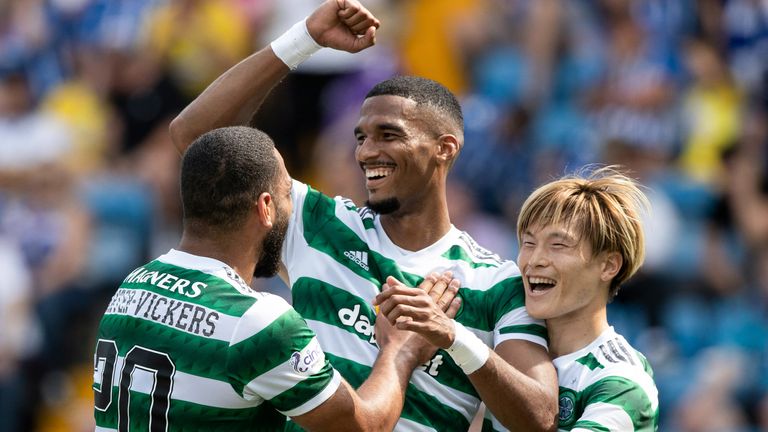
[1,0,767,430]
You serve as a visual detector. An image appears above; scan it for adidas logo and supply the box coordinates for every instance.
[344,250,369,271]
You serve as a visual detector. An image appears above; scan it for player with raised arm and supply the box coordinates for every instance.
[92,126,459,431]
[169,1,558,430]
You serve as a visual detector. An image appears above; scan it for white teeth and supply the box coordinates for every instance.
[365,167,394,179]
[528,277,556,285]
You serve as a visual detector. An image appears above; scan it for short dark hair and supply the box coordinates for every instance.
[181,126,278,230]
[365,76,464,132]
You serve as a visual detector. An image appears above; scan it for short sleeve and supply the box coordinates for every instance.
[225,294,340,416]
[572,376,657,432]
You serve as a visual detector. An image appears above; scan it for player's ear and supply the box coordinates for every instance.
[256,192,274,228]
[436,134,459,167]
[600,251,622,282]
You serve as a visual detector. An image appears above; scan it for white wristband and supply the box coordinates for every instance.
[446,321,490,375]
[270,18,322,70]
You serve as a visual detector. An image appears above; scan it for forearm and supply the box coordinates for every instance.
[294,346,420,431]
[468,351,558,431]
[169,0,380,154]
[168,47,289,153]
[352,348,418,431]
[443,323,557,431]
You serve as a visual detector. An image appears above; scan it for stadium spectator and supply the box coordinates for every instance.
[0,70,93,431]
[142,0,251,101]
[679,38,742,184]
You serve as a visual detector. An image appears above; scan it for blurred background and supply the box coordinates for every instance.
[1,0,767,430]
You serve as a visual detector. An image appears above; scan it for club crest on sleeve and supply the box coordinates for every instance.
[558,389,577,427]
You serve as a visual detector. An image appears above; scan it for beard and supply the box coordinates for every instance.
[253,210,289,278]
[366,197,400,215]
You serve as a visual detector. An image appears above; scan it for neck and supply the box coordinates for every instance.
[178,230,258,285]
[380,203,452,251]
[546,307,609,359]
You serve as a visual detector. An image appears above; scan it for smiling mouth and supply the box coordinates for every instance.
[528,276,556,293]
[364,165,395,188]
[365,167,393,181]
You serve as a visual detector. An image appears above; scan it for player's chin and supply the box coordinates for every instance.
[524,302,553,321]
[365,196,400,215]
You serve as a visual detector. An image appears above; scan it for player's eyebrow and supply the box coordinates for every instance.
[547,231,577,243]
[354,123,407,136]
[523,229,577,242]
[376,123,406,134]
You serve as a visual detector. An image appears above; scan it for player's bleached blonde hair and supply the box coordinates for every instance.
[516,165,650,298]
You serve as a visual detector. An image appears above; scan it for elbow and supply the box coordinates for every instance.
[534,397,559,432]
[169,114,192,155]
[356,409,399,432]
[516,411,557,432]
[502,394,559,432]
[498,410,557,432]
[540,415,559,432]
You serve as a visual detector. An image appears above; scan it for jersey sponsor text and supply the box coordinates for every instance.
[123,266,206,298]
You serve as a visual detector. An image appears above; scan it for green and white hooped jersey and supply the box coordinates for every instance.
[283,180,548,432]
[554,327,659,431]
[92,249,340,431]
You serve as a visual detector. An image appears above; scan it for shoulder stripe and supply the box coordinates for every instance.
[598,344,617,363]
[441,245,500,269]
[357,206,376,220]
[615,339,636,365]
[606,340,628,363]
[456,232,503,264]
